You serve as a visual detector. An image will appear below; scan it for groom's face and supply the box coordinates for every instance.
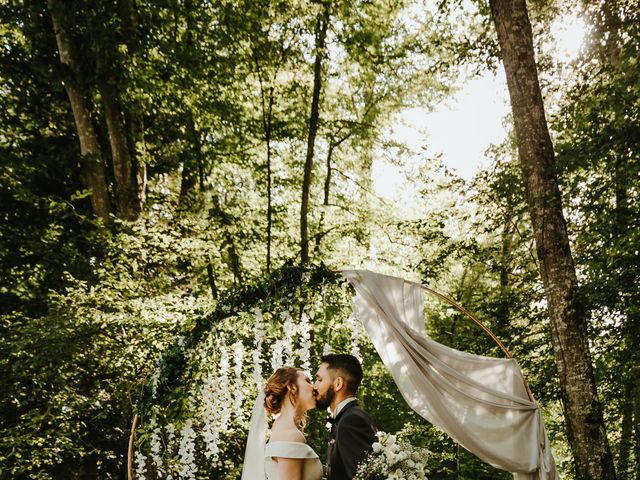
[313,363,336,410]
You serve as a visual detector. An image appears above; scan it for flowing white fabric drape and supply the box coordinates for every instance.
[342,269,558,480]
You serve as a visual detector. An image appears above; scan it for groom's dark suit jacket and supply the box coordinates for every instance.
[327,400,377,480]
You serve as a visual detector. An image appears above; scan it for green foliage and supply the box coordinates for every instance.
[0,214,214,477]
[2,0,639,478]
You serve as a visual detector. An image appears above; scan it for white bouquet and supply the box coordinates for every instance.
[353,430,429,480]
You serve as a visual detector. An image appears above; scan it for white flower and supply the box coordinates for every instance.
[281,311,295,365]
[346,314,362,361]
[201,371,220,459]
[134,451,147,478]
[233,340,245,417]
[148,418,163,473]
[271,339,284,370]
[201,343,233,461]
[165,423,176,444]
[149,355,162,400]
[218,345,232,431]
[298,312,312,371]
[353,429,429,480]
[178,419,197,480]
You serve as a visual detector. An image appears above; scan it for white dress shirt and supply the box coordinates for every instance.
[331,397,357,418]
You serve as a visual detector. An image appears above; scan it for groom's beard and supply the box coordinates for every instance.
[314,386,335,410]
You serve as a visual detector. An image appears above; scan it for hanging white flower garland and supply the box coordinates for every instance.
[281,310,296,366]
[233,340,245,419]
[148,417,163,475]
[134,451,147,479]
[252,307,264,389]
[298,311,312,372]
[346,314,362,362]
[271,338,284,371]
[177,419,197,480]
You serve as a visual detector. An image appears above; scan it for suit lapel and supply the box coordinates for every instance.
[327,400,359,478]
[334,399,359,425]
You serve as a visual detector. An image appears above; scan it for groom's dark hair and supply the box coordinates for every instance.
[321,353,363,394]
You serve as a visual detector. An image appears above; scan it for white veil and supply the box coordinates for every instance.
[241,390,267,480]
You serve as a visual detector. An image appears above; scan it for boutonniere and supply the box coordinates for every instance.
[326,416,334,431]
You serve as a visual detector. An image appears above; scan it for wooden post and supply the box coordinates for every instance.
[127,414,139,480]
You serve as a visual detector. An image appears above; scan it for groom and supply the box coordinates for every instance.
[313,354,377,480]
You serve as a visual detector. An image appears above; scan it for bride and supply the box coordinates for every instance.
[242,366,323,480]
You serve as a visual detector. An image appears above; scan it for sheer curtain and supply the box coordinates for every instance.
[342,269,558,480]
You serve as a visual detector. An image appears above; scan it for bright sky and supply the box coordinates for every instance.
[372,12,587,200]
[396,69,510,179]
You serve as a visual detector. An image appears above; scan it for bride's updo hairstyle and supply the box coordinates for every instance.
[264,366,301,415]
[264,366,307,429]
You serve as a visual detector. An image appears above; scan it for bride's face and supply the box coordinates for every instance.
[294,371,316,412]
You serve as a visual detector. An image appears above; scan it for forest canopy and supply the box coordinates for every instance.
[0,0,638,479]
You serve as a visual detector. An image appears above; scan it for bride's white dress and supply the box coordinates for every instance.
[264,441,323,480]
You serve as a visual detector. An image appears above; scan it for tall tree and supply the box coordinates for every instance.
[252,55,277,272]
[96,54,139,220]
[47,0,112,223]
[489,0,617,478]
[245,0,305,272]
[89,0,142,221]
[300,1,330,264]
[116,0,146,210]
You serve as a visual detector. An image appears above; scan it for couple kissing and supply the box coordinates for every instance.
[251,354,378,480]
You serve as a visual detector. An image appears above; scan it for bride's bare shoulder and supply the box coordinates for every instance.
[269,426,306,444]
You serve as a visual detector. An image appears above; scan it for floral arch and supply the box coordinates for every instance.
[131,264,374,479]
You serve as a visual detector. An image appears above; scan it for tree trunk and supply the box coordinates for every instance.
[117,0,146,212]
[212,195,244,284]
[496,218,513,330]
[265,93,274,273]
[634,389,640,480]
[300,3,329,264]
[251,41,276,274]
[206,262,218,299]
[314,141,335,255]
[618,383,633,479]
[117,0,140,53]
[489,1,616,478]
[97,66,139,220]
[253,68,274,273]
[48,0,111,224]
[103,87,136,220]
